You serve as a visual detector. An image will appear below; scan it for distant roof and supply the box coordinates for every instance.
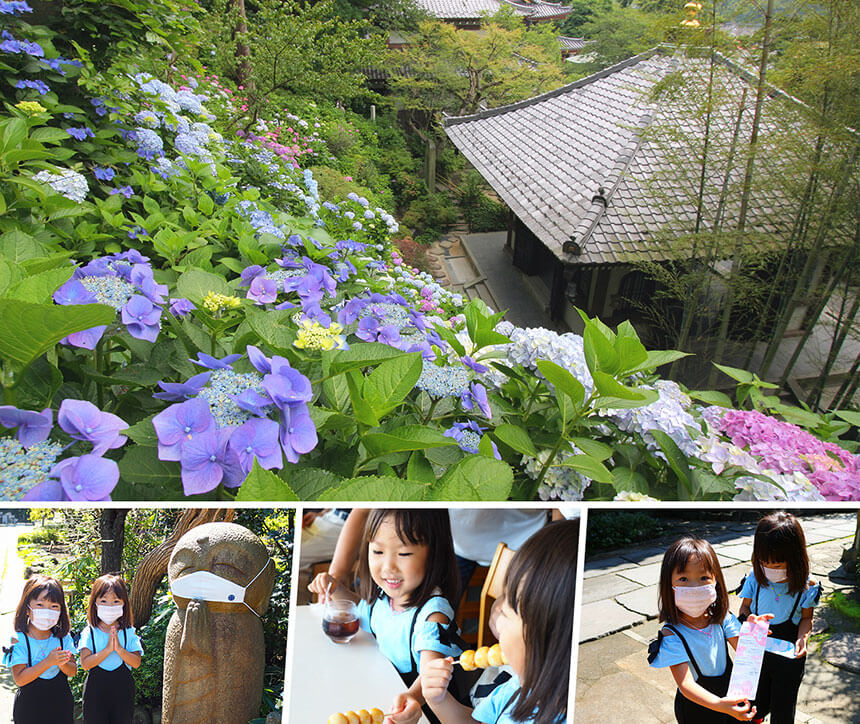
[557,36,587,51]
[444,47,820,266]
[413,0,571,21]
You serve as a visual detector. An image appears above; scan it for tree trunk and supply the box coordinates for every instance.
[841,511,860,572]
[130,508,235,627]
[100,509,128,575]
[233,0,254,92]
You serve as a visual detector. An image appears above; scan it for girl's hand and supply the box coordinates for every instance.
[795,636,808,658]
[45,647,72,667]
[719,697,757,721]
[746,613,774,627]
[308,572,340,601]
[420,656,454,706]
[388,693,421,724]
[108,626,119,651]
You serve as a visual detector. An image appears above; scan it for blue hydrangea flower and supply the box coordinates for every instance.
[134,128,164,159]
[66,126,94,141]
[0,2,33,14]
[93,166,115,181]
[14,78,48,94]
[444,421,500,459]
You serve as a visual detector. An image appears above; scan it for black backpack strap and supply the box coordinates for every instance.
[787,592,803,622]
[122,629,127,649]
[25,634,32,668]
[472,670,512,699]
[754,584,759,615]
[734,574,747,595]
[663,624,704,680]
[407,595,455,678]
[368,595,379,639]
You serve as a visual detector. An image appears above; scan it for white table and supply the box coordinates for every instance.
[288,604,429,723]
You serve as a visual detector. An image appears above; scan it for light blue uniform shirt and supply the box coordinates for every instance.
[472,674,565,724]
[6,632,77,679]
[79,625,143,671]
[739,571,820,625]
[649,614,741,680]
[357,594,461,674]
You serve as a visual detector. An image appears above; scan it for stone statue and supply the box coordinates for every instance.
[162,522,276,724]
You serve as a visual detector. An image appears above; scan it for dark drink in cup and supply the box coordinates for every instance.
[322,599,359,643]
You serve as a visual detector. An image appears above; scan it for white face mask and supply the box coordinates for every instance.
[762,566,788,583]
[97,604,124,625]
[29,606,60,631]
[170,559,272,617]
[673,583,717,618]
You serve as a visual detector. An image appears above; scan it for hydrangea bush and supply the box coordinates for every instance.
[1,3,859,502]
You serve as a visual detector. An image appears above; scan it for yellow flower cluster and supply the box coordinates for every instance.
[294,319,347,351]
[202,291,242,314]
[15,100,47,114]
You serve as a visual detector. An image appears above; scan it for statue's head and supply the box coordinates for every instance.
[168,522,276,616]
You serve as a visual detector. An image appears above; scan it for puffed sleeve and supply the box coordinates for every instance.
[6,635,27,667]
[413,597,461,658]
[801,581,821,609]
[738,571,757,599]
[722,612,741,639]
[356,599,372,633]
[648,629,689,668]
[122,627,144,654]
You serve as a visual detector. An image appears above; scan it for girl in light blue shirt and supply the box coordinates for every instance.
[79,574,143,724]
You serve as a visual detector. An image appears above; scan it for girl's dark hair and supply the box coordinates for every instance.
[86,574,133,630]
[658,537,728,625]
[357,509,459,610]
[504,518,579,724]
[752,512,809,594]
[14,575,71,639]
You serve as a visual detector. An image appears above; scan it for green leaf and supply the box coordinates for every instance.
[690,469,737,498]
[198,193,215,216]
[0,230,41,263]
[329,343,406,375]
[615,335,648,375]
[432,322,466,357]
[0,300,115,373]
[570,437,613,461]
[3,266,72,303]
[651,430,692,495]
[346,369,381,427]
[0,118,27,153]
[536,359,585,407]
[363,352,423,416]
[319,475,427,501]
[118,446,183,497]
[712,362,754,383]
[407,451,436,485]
[236,460,299,501]
[175,268,231,303]
[559,454,613,484]
[626,350,691,375]
[362,425,455,458]
[688,389,733,407]
[29,127,72,144]
[492,423,537,457]
[610,467,650,494]
[592,371,652,401]
[124,415,159,446]
[284,467,344,499]
[13,356,63,409]
[432,455,513,500]
[583,322,619,375]
[246,309,296,352]
[478,434,497,458]
[835,410,860,427]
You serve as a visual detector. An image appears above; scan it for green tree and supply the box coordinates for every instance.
[578,6,671,69]
[389,9,565,121]
[558,0,613,35]
[204,0,385,108]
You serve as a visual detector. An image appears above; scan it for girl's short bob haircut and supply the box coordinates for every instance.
[658,537,728,625]
[752,511,809,594]
[86,574,134,630]
[14,575,71,639]
[504,517,579,724]
[357,509,459,610]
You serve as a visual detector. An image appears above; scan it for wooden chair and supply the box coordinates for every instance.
[456,564,489,648]
[478,542,516,649]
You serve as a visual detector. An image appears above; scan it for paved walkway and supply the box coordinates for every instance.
[0,523,34,718]
[576,512,859,724]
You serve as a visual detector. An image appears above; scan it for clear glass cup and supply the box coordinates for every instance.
[322,599,360,643]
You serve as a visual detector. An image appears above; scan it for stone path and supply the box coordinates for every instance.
[576,512,860,724]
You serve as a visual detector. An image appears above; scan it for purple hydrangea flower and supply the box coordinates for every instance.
[0,406,52,447]
[461,382,492,419]
[444,420,500,459]
[228,417,282,473]
[278,406,318,464]
[57,399,128,455]
[66,126,94,141]
[14,78,48,94]
[191,352,242,370]
[152,397,216,462]
[109,185,134,198]
[169,297,195,317]
[93,166,116,181]
[248,276,277,305]
[0,2,34,14]
[153,371,212,402]
[179,428,241,494]
[51,454,119,501]
[121,294,161,341]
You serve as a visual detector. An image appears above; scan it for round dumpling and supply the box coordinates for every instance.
[370,708,385,724]
[327,714,349,724]
[460,649,476,671]
[488,643,506,666]
[357,709,371,724]
[345,711,361,724]
[474,646,490,669]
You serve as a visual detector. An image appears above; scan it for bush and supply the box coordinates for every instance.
[393,235,430,273]
[586,512,665,553]
[18,526,64,546]
[470,195,507,232]
[402,192,459,243]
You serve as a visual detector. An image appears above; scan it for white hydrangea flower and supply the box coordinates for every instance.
[33,168,88,202]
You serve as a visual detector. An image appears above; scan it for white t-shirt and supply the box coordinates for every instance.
[451,510,548,565]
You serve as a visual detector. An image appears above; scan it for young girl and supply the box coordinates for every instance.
[420,517,579,724]
[4,575,77,724]
[738,512,819,724]
[310,509,464,724]
[79,574,144,724]
[649,537,768,723]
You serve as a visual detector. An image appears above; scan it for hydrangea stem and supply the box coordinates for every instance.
[422,397,439,424]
